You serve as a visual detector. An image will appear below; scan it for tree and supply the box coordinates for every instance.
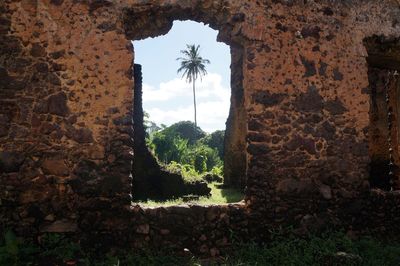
[163,121,206,145]
[148,121,222,174]
[177,44,210,138]
[199,130,225,158]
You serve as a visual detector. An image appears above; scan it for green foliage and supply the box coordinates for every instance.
[40,233,81,261]
[139,182,243,206]
[161,121,206,145]
[147,121,223,176]
[182,144,222,173]
[224,231,400,266]
[210,165,223,176]
[165,161,201,183]
[152,133,189,164]
[199,130,225,158]
[2,230,400,265]
[0,230,37,266]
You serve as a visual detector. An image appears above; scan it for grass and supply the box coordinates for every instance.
[2,230,400,265]
[136,182,244,207]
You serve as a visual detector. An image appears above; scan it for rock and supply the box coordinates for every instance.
[301,25,321,39]
[185,181,211,196]
[112,116,131,126]
[206,206,220,221]
[319,61,328,77]
[41,159,69,176]
[97,21,116,32]
[322,252,362,266]
[299,214,326,233]
[50,0,64,5]
[87,145,105,159]
[247,143,270,155]
[34,62,48,72]
[44,214,55,221]
[0,151,25,173]
[160,229,170,235]
[333,67,344,81]
[315,121,336,140]
[136,224,150,234]
[34,92,69,116]
[324,98,347,115]
[285,135,316,154]
[319,184,332,200]
[19,190,51,204]
[0,114,10,137]
[48,73,61,85]
[67,127,94,143]
[49,50,65,59]
[202,173,223,183]
[294,86,323,113]
[89,0,113,12]
[248,119,264,131]
[40,220,78,233]
[300,55,317,77]
[48,92,69,116]
[30,43,46,57]
[252,90,286,107]
[276,178,317,195]
[199,244,209,254]
[210,248,219,257]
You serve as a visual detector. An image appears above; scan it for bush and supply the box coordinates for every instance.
[0,230,38,266]
[201,166,224,183]
[2,230,400,265]
[148,121,223,176]
[182,144,222,173]
[165,161,202,183]
[199,130,225,158]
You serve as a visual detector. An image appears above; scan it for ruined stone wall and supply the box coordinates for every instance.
[0,0,134,234]
[1,0,400,257]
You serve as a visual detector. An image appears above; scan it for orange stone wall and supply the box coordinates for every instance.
[1,0,400,256]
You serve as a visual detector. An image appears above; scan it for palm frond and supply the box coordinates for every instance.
[176,44,210,83]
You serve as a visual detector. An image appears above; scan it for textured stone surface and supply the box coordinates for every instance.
[1,0,400,257]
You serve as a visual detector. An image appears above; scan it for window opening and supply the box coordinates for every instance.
[132,20,245,205]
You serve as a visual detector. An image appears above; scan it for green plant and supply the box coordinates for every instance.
[1,229,400,265]
[165,161,202,183]
[146,120,225,180]
[40,233,81,262]
[0,230,19,265]
[199,130,225,158]
[0,230,37,266]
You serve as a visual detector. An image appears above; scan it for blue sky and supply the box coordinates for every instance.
[133,20,231,133]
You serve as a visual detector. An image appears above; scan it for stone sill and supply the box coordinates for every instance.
[130,201,246,211]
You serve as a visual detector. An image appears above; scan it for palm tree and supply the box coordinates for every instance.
[177,44,210,136]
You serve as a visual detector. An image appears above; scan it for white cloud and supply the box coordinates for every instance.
[143,73,230,132]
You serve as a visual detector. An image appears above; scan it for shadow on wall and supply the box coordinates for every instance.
[365,35,400,191]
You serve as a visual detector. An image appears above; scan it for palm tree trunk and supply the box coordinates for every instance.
[193,78,197,140]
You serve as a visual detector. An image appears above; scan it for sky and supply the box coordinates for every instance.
[133,20,231,133]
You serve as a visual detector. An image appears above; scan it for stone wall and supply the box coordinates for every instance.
[365,36,400,190]
[0,0,134,235]
[1,0,400,257]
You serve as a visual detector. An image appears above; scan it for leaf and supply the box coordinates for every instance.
[4,230,18,256]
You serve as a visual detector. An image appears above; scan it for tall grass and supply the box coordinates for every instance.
[137,182,244,207]
[2,230,400,265]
